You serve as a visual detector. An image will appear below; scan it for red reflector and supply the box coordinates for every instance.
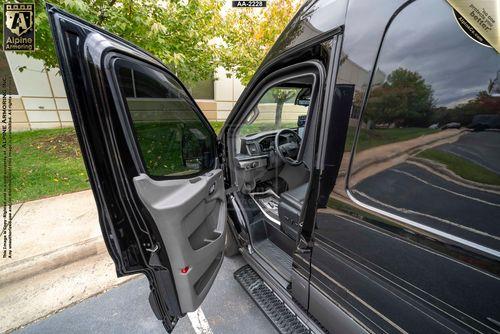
[180,266,190,274]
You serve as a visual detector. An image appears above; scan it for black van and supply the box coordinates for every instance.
[47,0,500,332]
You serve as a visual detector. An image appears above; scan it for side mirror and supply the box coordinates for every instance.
[181,126,211,171]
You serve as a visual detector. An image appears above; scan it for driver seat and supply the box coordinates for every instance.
[278,183,308,240]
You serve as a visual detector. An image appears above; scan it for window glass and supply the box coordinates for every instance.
[238,86,310,137]
[348,0,500,250]
[115,61,215,177]
[189,78,214,100]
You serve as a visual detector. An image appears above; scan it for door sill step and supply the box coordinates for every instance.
[234,265,310,334]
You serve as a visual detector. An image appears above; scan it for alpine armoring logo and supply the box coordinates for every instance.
[3,3,35,51]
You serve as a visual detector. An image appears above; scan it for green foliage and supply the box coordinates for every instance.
[417,148,500,186]
[1,0,304,86]
[220,0,303,85]
[271,88,296,103]
[431,91,500,126]
[0,0,224,83]
[272,88,297,127]
[2,122,225,203]
[134,121,215,176]
[365,67,435,127]
[238,122,296,136]
[0,127,88,204]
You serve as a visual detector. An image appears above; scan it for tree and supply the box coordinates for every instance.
[364,68,435,127]
[432,90,500,125]
[272,88,296,128]
[220,0,303,85]
[0,0,224,83]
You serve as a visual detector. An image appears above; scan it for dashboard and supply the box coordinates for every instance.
[233,129,302,193]
[240,130,297,156]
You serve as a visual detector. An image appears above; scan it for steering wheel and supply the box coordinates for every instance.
[274,128,302,166]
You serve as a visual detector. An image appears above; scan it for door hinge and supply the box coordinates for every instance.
[225,185,238,195]
[146,243,159,253]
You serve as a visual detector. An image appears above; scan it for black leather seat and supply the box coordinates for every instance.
[278,183,308,240]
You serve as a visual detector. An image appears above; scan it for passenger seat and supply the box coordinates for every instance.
[278,183,308,240]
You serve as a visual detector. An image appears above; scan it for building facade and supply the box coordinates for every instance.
[2,49,380,132]
[2,51,245,131]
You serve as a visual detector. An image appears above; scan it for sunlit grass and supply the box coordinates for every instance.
[417,149,500,186]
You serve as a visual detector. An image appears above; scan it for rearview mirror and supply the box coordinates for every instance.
[295,87,312,106]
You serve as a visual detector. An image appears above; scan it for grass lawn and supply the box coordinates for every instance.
[238,122,296,136]
[417,149,500,186]
[345,127,438,152]
[3,127,88,204]
[210,121,224,134]
[1,121,225,204]
[2,122,437,204]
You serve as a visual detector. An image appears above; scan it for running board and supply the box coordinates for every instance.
[234,265,310,334]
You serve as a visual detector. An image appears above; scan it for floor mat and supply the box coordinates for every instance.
[250,189,280,225]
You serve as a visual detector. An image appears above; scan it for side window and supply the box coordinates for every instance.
[114,60,215,178]
[348,0,500,251]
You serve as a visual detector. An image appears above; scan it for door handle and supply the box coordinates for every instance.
[208,183,215,195]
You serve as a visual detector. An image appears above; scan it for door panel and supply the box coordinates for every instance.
[47,4,226,330]
[134,170,226,311]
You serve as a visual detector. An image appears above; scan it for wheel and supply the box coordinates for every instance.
[224,219,240,257]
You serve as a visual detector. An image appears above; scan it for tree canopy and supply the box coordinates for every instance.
[364,67,435,127]
[0,0,302,86]
[220,0,302,85]
[1,0,224,83]
[432,90,500,126]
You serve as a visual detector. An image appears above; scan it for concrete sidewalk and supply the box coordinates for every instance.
[1,190,100,283]
[0,191,135,333]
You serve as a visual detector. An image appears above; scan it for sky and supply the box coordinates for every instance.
[346,0,499,107]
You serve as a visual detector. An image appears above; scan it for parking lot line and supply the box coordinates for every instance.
[187,308,214,334]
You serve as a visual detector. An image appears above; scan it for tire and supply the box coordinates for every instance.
[224,219,240,257]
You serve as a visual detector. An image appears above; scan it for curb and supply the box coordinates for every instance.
[332,129,467,198]
[0,236,107,286]
[408,157,500,193]
[349,129,466,177]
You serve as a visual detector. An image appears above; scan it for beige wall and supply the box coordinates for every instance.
[214,67,245,121]
[6,52,72,131]
[5,53,244,131]
[6,52,375,131]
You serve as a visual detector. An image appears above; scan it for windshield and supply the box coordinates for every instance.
[239,86,310,136]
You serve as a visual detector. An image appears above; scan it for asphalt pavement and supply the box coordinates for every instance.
[14,255,277,334]
[438,131,500,174]
[352,162,500,251]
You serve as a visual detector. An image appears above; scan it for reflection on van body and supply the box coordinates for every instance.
[347,0,500,253]
[313,0,500,332]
